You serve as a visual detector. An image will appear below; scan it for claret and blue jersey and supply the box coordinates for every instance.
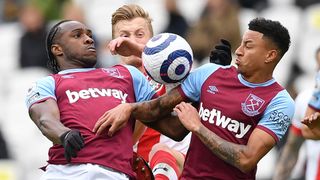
[177,63,295,179]
[25,64,157,178]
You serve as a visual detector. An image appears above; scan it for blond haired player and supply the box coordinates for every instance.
[110,4,190,180]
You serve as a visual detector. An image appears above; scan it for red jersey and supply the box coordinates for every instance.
[134,75,191,162]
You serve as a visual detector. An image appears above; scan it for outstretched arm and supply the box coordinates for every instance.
[108,37,145,57]
[132,88,186,122]
[301,107,320,139]
[94,87,189,140]
[142,113,189,141]
[174,102,276,173]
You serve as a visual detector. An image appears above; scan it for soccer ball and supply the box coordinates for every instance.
[142,33,193,84]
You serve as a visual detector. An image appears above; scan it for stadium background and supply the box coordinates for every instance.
[0,0,319,179]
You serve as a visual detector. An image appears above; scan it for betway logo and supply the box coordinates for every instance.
[199,102,251,138]
[66,88,128,104]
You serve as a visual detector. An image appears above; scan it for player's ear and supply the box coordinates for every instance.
[265,49,277,63]
[52,44,63,57]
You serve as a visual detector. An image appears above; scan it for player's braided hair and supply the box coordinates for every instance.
[46,20,72,74]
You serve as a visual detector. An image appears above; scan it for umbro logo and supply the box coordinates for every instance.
[207,85,218,94]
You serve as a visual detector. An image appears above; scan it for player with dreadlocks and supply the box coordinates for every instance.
[25,20,159,179]
[45,20,70,74]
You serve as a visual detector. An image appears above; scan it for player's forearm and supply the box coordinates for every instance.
[132,88,185,123]
[272,151,299,180]
[37,118,70,144]
[302,124,320,140]
[143,115,189,141]
[30,110,69,144]
[301,107,320,139]
[29,99,69,144]
[194,125,253,173]
[131,98,164,122]
[133,43,145,57]
[272,132,304,180]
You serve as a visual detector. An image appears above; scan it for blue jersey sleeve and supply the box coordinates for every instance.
[125,65,157,102]
[258,90,295,141]
[181,63,221,101]
[309,71,320,110]
[25,76,56,109]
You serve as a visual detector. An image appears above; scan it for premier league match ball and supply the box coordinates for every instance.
[142,33,193,84]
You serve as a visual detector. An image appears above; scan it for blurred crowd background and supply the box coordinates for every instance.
[0,0,320,179]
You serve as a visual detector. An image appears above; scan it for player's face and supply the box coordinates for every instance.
[235,30,270,78]
[57,21,97,68]
[113,17,153,68]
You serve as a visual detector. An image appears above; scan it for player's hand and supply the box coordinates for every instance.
[59,129,84,162]
[107,37,145,57]
[93,103,133,136]
[209,39,232,65]
[173,102,202,133]
[302,112,320,129]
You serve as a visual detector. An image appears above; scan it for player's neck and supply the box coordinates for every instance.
[241,73,273,84]
[120,60,144,72]
[129,63,145,73]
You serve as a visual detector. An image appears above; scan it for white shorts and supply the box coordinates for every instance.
[40,163,129,180]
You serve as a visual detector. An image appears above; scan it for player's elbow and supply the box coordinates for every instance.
[237,158,258,173]
[237,164,254,174]
[175,136,186,141]
[157,127,188,141]
[171,132,188,141]
[238,163,255,173]
[170,127,190,141]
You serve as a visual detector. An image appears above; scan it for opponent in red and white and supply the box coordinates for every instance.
[109,5,190,180]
